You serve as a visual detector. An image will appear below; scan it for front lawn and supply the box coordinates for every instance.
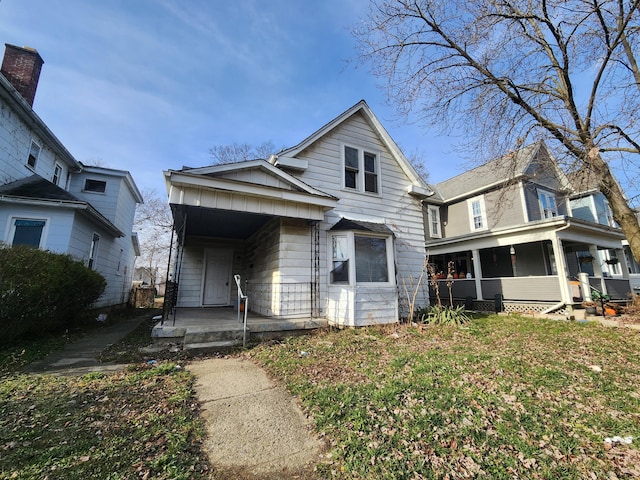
[253,316,640,479]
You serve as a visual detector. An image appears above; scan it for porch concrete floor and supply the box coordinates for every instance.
[151,307,327,349]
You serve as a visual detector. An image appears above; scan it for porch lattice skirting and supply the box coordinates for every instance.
[434,297,571,315]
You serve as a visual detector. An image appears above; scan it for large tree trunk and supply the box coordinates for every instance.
[590,148,640,264]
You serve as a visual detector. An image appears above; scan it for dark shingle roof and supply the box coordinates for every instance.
[0,175,80,201]
[433,143,541,201]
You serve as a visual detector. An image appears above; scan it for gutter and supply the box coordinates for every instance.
[0,194,124,237]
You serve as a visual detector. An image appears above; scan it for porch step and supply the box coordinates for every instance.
[183,340,241,352]
[183,327,244,345]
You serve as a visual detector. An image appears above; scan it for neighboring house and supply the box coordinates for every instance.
[422,141,631,313]
[0,44,143,308]
[164,100,432,326]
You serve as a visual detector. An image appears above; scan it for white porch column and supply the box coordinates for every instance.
[551,237,573,304]
[471,248,484,300]
[617,248,630,280]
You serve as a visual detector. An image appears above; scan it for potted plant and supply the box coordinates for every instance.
[581,300,598,315]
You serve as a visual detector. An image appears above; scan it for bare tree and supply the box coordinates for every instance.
[134,187,172,288]
[210,141,276,164]
[355,0,640,261]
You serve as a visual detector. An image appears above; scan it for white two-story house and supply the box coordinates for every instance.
[0,44,143,308]
[163,100,432,327]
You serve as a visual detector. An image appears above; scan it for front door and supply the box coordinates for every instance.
[203,249,232,305]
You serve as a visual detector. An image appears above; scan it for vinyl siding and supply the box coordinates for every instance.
[292,112,427,321]
[0,101,67,186]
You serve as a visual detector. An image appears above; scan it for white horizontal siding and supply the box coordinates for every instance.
[292,111,428,320]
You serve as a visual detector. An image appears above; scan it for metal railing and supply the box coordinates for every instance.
[234,275,248,348]
[244,281,313,318]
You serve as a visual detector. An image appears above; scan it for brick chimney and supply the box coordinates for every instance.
[1,44,44,107]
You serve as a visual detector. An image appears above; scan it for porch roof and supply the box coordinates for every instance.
[426,216,625,253]
[165,162,338,239]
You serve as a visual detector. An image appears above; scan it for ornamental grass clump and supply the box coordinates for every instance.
[422,260,472,325]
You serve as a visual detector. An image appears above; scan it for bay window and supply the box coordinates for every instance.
[330,231,394,285]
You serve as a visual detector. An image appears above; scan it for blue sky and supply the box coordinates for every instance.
[0,0,460,197]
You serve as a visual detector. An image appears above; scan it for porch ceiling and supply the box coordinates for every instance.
[172,204,273,240]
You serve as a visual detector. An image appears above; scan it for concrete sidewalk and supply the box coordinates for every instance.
[23,313,148,375]
[23,316,324,477]
[188,358,324,478]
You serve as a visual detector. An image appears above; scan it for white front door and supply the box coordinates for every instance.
[203,249,233,305]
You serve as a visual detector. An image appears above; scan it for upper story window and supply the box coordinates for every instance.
[468,196,487,231]
[330,232,393,285]
[84,179,107,193]
[27,140,40,169]
[52,163,62,186]
[538,189,558,219]
[343,145,379,194]
[428,206,441,238]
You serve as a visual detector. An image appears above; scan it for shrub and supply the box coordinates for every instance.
[0,245,106,343]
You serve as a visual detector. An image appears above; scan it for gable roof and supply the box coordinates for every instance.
[432,141,571,202]
[271,100,433,198]
[170,159,337,201]
[0,175,123,236]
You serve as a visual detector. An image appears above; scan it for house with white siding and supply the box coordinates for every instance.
[0,44,143,308]
[422,141,631,313]
[163,100,432,327]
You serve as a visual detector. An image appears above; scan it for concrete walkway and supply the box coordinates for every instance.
[188,358,323,478]
[23,313,148,375]
[24,314,324,478]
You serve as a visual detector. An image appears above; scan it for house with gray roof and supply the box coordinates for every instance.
[423,141,631,313]
[0,44,143,308]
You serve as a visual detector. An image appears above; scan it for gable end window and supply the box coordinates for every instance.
[342,145,380,194]
[467,196,487,231]
[538,189,558,219]
[84,179,107,193]
[27,140,40,169]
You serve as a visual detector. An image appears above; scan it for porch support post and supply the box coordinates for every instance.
[551,237,572,304]
[617,248,630,280]
[471,249,483,301]
[589,246,607,295]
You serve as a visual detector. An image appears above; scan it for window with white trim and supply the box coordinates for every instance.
[467,196,487,231]
[538,189,558,219]
[53,163,62,186]
[11,218,46,248]
[84,179,107,193]
[428,206,441,238]
[27,140,40,169]
[88,233,100,270]
[330,232,393,285]
[342,145,379,194]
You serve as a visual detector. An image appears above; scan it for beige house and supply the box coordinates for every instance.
[423,141,630,313]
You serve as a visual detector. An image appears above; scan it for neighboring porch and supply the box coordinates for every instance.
[152,307,328,350]
[426,220,632,313]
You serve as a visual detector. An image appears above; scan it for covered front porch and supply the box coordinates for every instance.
[152,307,328,350]
[426,218,631,313]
